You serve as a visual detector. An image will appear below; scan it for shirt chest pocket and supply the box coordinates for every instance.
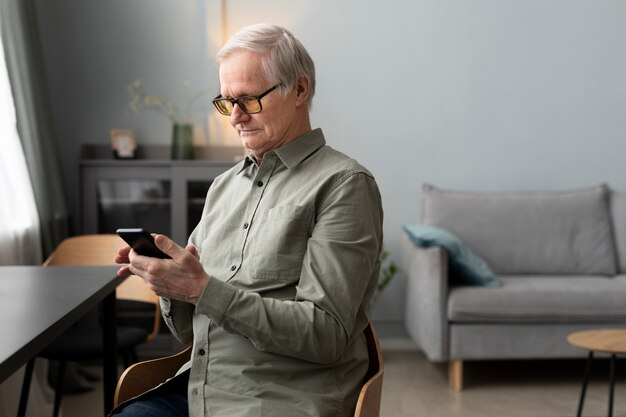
[251,205,314,281]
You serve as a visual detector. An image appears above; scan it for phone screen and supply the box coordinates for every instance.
[116,228,171,259]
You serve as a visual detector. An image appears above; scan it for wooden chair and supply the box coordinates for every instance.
[114,345,192,406]
[114,321,384,417]
[18,234,160,417]
[42,234,161,341]
[354,322,384,417]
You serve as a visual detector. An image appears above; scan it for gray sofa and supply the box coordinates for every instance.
[401,183,626,390]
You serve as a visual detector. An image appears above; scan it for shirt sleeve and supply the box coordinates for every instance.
[194,171,383,364]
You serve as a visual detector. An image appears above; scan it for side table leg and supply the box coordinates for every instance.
[608,354,616,417]
[577,351,593,417]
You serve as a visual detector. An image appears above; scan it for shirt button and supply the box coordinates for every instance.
[192,388,198,396]
[198,348,205,356]
[230,265,237,271]
[257,180,264,187]
[243,223,249,229]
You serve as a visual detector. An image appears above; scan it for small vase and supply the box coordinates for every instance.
[171,123,194,160]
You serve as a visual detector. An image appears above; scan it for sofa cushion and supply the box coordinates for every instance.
[611,190,626,272]
[403,224,500,287]
[421,183,617,275]
[448,275,626,323]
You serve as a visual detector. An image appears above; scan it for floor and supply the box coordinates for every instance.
[381,351,626,417]
[61,350,626,417]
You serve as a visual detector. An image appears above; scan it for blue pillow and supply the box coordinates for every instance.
[403,224,500,288]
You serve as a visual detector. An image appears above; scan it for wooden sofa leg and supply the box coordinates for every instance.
[448,360,463,392]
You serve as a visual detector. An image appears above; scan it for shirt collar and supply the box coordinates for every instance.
[236,128,326,174]
[236,155,256,175]
[274,128,326,170]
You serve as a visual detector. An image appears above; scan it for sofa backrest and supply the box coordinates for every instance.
[611,191,626,273]
[421,183,617,275]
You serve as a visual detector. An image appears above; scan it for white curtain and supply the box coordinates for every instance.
[0,15,53,417]
[0,19,40,265]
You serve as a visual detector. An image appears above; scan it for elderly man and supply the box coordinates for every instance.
[114,23,383,417]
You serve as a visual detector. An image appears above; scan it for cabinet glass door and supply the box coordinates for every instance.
[97,180,171,235]
[187,180,213,235]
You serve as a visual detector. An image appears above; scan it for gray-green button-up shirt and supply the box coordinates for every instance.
[161,128,383,417]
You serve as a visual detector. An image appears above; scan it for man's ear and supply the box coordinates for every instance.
[294,75,311,107]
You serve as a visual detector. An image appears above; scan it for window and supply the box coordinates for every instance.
[0,32,41,265]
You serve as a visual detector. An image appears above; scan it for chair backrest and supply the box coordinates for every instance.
[114,345,192,407]
[45,234,160,340]
[44,234,124,266]
[114,321,384,413]
[354,321,384,417]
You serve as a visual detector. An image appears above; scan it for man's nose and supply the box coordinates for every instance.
[229,103,249,124]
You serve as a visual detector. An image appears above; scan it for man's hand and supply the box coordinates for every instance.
[115,234,209,304]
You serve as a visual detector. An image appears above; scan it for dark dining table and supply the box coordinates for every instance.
[0,265,125,415]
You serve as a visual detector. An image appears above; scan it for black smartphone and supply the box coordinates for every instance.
[116,228,171,259]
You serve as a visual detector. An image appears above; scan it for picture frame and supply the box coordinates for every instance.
[110,129,137,159]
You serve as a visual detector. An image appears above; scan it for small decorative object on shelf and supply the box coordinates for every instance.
[127,79,211,160]
[110,129,137,159]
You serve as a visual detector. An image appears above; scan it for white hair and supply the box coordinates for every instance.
[216,23,316,108]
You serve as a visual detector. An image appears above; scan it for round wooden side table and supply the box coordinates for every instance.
[568,329,626,417]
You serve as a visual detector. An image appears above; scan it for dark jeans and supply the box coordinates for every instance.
[111,372,189,417]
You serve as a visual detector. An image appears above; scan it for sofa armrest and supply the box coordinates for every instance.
[401,233,449,362]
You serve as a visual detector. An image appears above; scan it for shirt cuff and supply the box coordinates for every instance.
[194,277,237,324]
[160,297,188,318]
[160,297,172,318]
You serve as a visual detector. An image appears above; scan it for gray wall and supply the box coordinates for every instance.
[35,0,626,329]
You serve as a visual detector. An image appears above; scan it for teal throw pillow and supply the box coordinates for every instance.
[403,224,500,288]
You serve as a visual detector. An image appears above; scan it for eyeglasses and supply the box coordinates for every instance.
[212,84,280,116]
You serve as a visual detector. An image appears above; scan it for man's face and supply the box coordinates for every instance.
[218,50,301,161]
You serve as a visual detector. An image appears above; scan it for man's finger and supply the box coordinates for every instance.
[154,234,184,257]
[185,244,199,258]
[115,254,130,264]
[117,265,132,278]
